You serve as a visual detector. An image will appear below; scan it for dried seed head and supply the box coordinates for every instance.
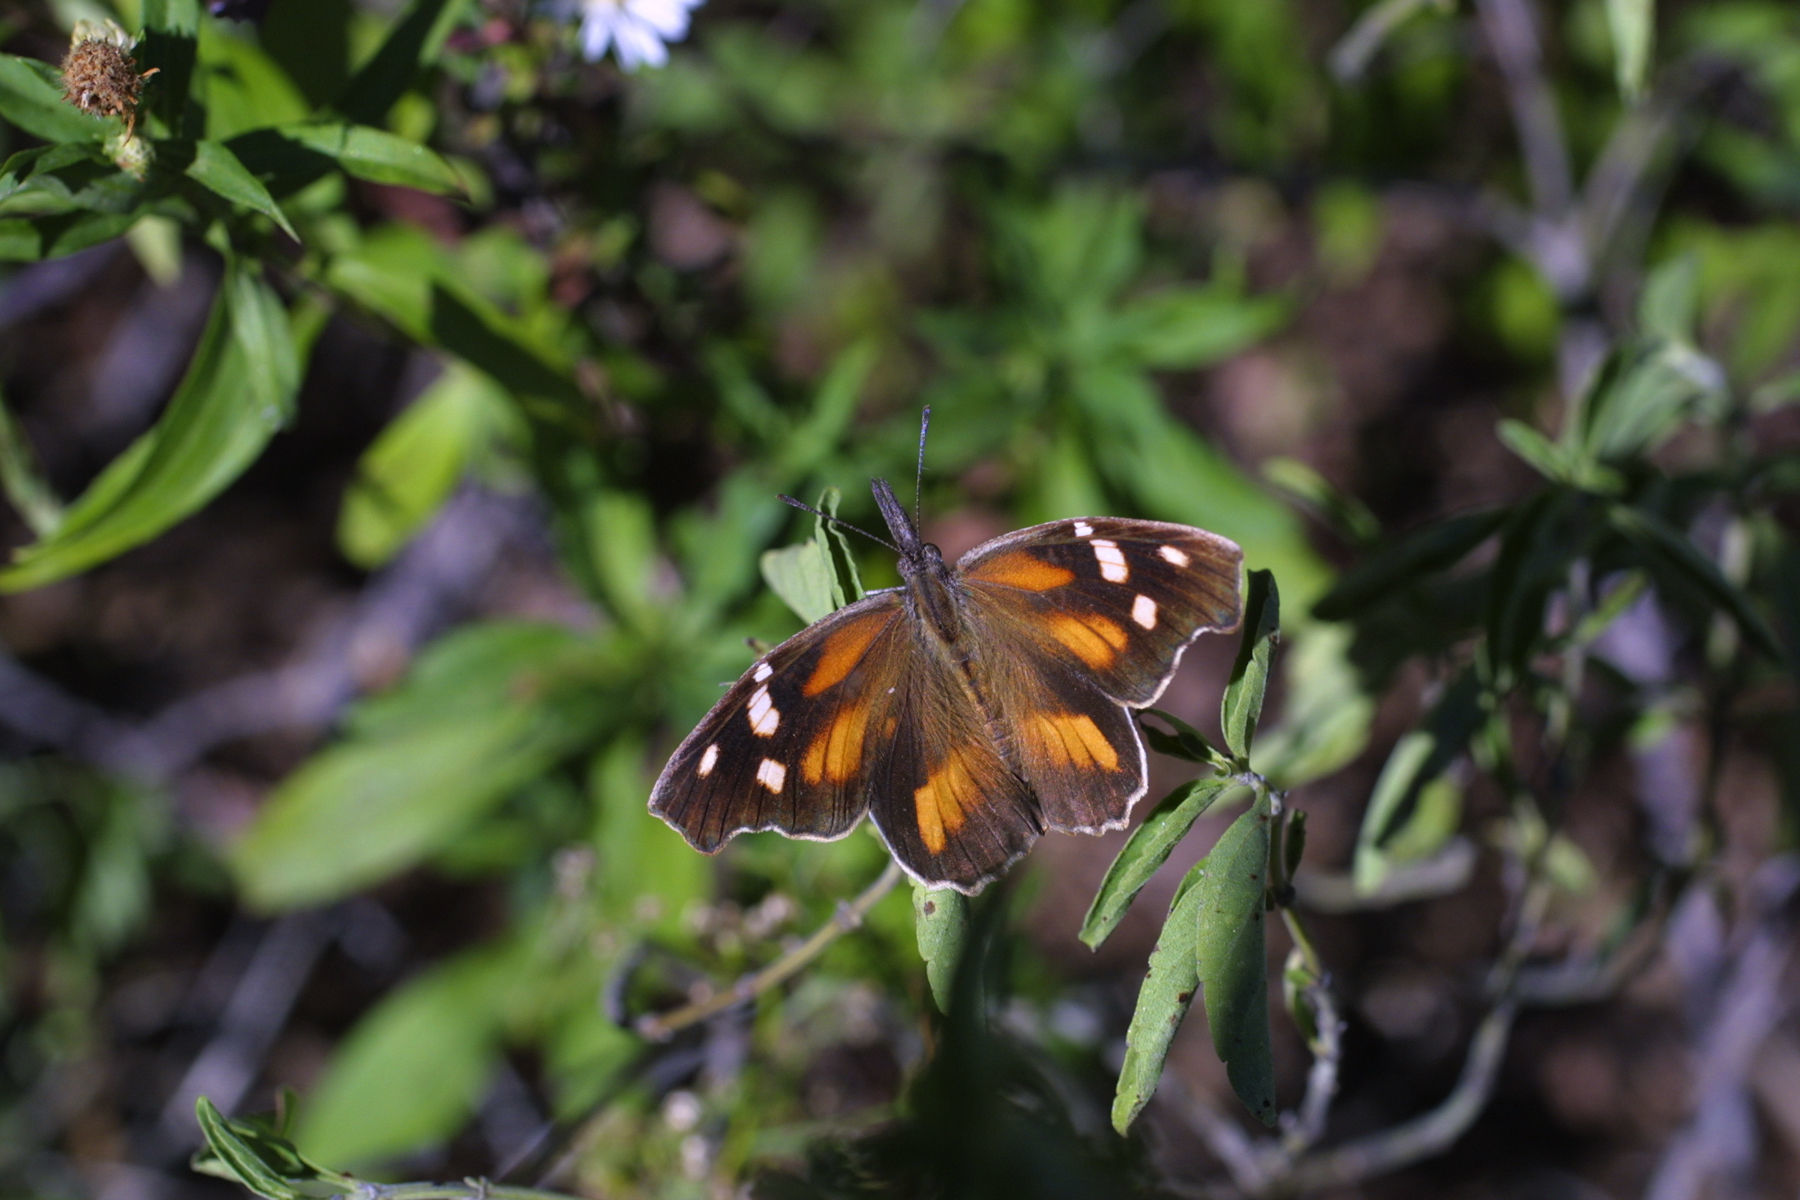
[60,20,157,138]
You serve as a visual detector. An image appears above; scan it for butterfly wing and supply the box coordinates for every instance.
[649,593,909,851]
[954,518,1243,834]
[958,517,1243,705]
[649,589,1042,891]
[861,637,1043,892]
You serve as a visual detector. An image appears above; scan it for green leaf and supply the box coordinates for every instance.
[761,488,849,625]
[1354,671,1482,892]
[0,211,141,261]
[0,264,302,591]
[1195,792,1277,1125]
[588,737,710,935]
[1312,508,1509,621]
[1082,777,1240,949]
[231,625,605,909]
[1221,570,1280,763]
[0,390,61,536]
[1639,255,1697,342]
[761,539,838,625]
[585,489,660,633]
[1139,708,1226,766]
[1110,286,1290,369]
[1606,0,1654,101]
[193,1097,352,1200]
[293,944,514,1167]
[1262,456,1379,544]
[141,0,202,140]
[1481,491,1574,684]
[1497,419,1570,482]
[0,54,109,143]
[337,365,495,568]
[324,224,582,414]
[1607,505,1782,660]
[184,140,297,239]
[1111,863,1206,1132]
[232,709,562,909]
[913,884,970,1013]
[278,123,463,194]
[333,0,474,125]
[1581,340,1725,464]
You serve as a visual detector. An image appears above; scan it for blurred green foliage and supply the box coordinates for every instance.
[1,0,1798,1196]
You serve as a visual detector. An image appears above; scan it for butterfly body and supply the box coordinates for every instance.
[650,479,1244,893]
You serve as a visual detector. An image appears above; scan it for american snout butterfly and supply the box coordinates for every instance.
[650,429,1244,893]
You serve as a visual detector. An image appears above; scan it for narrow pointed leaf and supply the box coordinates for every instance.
[1221,570,1280,762]
[1082,777,1239,949]
[1111,864,1207,1132]
[913,884,970,1013]
[1196,792,1277,1125]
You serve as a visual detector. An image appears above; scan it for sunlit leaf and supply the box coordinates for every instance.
[337,365,496,568]
[183,139,297,239]
[1354,670,1482,892]
[1111,863,1206,1132]
[913,884,970,1013]
[0,264,302,591]
[294,944,516,1166]
[1195,792,1277,1125]
[1082,777,1240,949]
[1606,0,1654,101]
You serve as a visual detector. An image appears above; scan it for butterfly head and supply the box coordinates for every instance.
[871,477,942,576]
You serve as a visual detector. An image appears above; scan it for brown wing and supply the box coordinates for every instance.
[953,516,1242,834]
[861,633,1044,892]
[957,517,1243,706]
[649,590,1044,892]
[649,593,909,851]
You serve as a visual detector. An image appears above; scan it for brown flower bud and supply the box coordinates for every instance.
[59,22,158,139]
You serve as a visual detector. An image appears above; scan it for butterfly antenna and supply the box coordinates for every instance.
[913,406,931,529]
[777,493,898,553]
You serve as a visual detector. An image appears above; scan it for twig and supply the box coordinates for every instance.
[1293,838,1478,912]
[1476,0,1575,222]
[634,862,904,1042]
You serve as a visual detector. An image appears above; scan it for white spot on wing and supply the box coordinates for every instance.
[756,758,787,793]
[1159,545,1190,568]
[1073,520,1095,538]
[697,743,720,777]
[1092,539,1129,583]
[748,686,780,737]
[1132,594,1158,630]
[753,662,773,682]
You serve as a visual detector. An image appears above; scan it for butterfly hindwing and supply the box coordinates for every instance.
[959,637,1148,836]
[864,643,1044,890]
[958,517,1244,706]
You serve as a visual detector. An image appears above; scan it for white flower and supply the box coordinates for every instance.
[575,0,703,70]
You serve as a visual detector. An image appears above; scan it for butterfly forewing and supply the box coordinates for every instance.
[649,593,910,850]
[958,518,1244,706]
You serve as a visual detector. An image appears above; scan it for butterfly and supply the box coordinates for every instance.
[649,475,1244,893]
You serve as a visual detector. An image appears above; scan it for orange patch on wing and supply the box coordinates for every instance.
[1046,612,1127,669]
[913,752,979,854]
[803,610,893,696]
[802,702,870,785]
[1025,712,1121,771]
[968,550,1076,592]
